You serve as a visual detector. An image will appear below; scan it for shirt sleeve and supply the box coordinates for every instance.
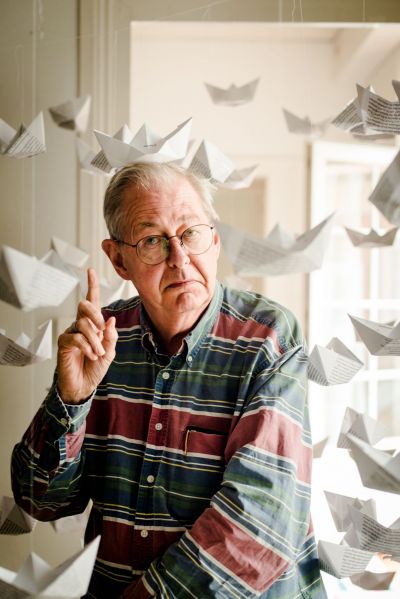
[124,343,318,598]
[11,381,93,520]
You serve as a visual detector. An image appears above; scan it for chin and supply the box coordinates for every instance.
[171,290,208,312]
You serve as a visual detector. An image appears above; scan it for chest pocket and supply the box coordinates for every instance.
[183,428,227,459]
[163,428,227,525]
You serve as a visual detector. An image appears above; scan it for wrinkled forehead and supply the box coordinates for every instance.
[121,174,208,234]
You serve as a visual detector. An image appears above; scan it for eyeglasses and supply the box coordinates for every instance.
[113,223,215,265]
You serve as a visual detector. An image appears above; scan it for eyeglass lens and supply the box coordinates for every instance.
[137,224,213,264]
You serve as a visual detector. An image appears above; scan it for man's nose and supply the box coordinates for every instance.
[166,237,190,268]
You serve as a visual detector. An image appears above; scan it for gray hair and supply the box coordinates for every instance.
[104,162,219,240]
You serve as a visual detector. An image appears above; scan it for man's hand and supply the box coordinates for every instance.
[57,268,118,404]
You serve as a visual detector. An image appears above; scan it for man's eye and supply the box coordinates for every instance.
[143,236,161,247]
[184,228,199,239]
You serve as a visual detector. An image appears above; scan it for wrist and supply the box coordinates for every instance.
[56,386,94,405]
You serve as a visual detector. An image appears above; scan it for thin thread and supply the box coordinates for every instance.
[15,41,25,347]
[291,0,304,22]
[29,0,233,47]
[31,0,37,257]
[28,0,39,555]
[13,45,24,104]
[38,0,44,40]
[297,0,309,125]
[202,5,212,21]
[292,0,296,21]
[14,44,25,248]
[131,0,231,22]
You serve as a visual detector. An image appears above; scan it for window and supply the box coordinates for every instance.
[308,140,400,442]
[309,140,400,597]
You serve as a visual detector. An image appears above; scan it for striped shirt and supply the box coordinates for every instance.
[12,284,326,599]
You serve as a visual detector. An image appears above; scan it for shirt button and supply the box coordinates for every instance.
[162,371,170,380]
[187,355,193,362]
[140,530,148,538]
[155,422,163,431]
[60,418,68,426]
[147,475,155,483]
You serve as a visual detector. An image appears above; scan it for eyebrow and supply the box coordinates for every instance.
[135,222,158,232]
[134,214,201,234]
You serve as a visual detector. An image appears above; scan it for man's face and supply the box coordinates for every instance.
[105,175,220,327]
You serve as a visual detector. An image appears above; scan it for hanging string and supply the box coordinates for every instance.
[291,0,304,22]
[12,40,26,390]
[37,0,44,40]
[27,0,39,557]
[31,0,37,258]
[133,0,232,23]
[32,0,234,48]
[201,4,212,21]
[13,45,24,110]
[291,0,297,21]
[293,0,310,123]
[13,44,25,251]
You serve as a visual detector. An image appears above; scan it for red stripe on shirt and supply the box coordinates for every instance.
[86,398,231,456]
[212,312,281,351]
[226,410,311,484]
[190,505,288,593]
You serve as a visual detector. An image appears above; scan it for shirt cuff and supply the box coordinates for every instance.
[43,383,94,436]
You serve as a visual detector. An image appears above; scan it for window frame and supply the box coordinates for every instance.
[308,139,400,438]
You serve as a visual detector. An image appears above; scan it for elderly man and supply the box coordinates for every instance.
[12,163,326,598]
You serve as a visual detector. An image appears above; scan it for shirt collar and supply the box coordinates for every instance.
[140,283,223,361]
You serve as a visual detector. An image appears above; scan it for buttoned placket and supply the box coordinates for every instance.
[134,297,215,560]
[133,354,189,559]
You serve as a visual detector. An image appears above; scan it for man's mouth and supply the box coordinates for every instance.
[167,280,196,289]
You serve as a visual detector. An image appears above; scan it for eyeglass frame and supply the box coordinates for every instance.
[111,223,215,265]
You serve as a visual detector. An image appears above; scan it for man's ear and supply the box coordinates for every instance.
[213,227,221,259]
[101,239,131,280]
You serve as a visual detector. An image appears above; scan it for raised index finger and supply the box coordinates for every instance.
[86,267,101,308]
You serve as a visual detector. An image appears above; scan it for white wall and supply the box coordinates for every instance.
[0,0,81,569]
[372,45,400,96]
